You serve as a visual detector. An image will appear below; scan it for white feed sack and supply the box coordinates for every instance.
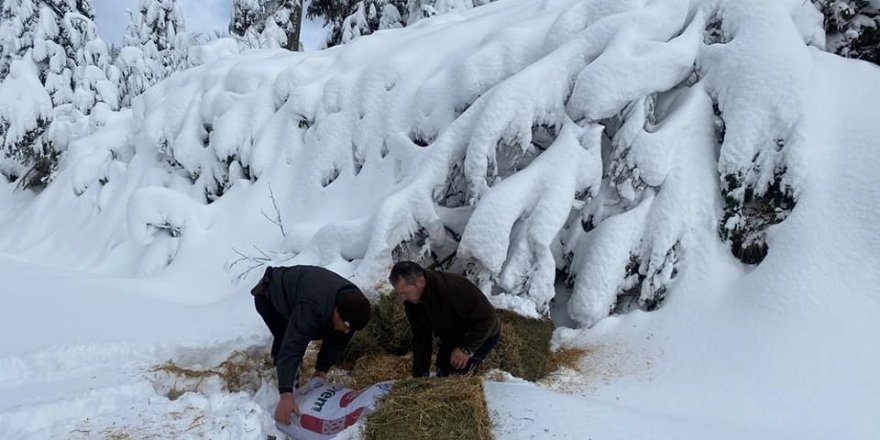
[277,378,394,440]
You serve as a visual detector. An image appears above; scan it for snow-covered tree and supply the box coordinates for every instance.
[813,0,879,64]
[231,0,262,38]
[114,45,151,108]
[230,0,304,50]
[0,0,117,189]
[0,0,38,80]
[28,0,830,324]
[117,0,190,106]
[309,0,492,47]
[275,0,303,50]
[64,11,119,114]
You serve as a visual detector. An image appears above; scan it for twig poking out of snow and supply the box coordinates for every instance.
[261,184,286,237]
[227,245,274,282]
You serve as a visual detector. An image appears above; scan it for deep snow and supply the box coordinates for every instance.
[1,0,879,438]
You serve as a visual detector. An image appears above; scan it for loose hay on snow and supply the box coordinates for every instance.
[336,293,562,383]
[550,346,589,372]
[479,309,556,381]
[363,376,492,440]
[338,290,412,367]
[151,350,274,399]
[149,295,585,439]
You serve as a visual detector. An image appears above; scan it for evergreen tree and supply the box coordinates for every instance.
[114,45,149,108]
[308,0,489,48]
[276,0,303,51]
[63,9,119,114]
[230,0,303,51]
[0,0,116,189]
[230,0,263,39]
[814,0,879,64]
[118,0,190,105]
[0,0,39,80]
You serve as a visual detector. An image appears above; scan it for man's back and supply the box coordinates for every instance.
[267,265,357,319]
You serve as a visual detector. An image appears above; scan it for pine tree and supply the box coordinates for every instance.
[309,0,488,48]
[0,0,40,80]
[230,0,263,39]
[276,0,303,51]
[230,0,303,51]
[814,0,880,64]
[114,45,149,108]
[118,0,190,106]
[0,0,116,189]
[62,8,119,114]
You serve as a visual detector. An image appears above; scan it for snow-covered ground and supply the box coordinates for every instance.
[2,0,879,438]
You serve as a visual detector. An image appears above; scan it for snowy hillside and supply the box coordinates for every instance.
[1,0,879,438]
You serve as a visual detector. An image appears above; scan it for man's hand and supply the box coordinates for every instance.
[450,347,471,370]
[274,392,300,425]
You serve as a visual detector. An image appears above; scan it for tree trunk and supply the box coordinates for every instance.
[287,0,303,51]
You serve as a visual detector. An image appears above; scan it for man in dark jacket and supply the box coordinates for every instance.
[389,261,501,377]
[250,265,371,425]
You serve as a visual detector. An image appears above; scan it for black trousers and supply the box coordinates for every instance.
[436,332,501,377]
[254,295,300,386]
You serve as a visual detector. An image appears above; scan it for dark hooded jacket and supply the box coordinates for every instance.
[265,265,359,393]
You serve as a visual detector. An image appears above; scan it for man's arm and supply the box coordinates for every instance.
[275,303,321,393]
[404,302,433,377]
[314,330,354,374]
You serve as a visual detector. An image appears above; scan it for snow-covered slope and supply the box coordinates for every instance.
[494,50,880,440]
[544,48,880,439]
[0,0,838,324]
[1,0,879,438]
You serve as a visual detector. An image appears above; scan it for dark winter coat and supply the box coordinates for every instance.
[404,270,501,377]
[264,265,359,392]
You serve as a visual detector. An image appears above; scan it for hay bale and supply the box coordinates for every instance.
[480,309,555,381]
[363,376,492,440]
[348,353,412,390]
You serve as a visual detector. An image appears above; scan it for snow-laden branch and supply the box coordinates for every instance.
[11,0,824,326]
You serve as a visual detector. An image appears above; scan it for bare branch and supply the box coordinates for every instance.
[252,244,272,261]
[260,184,286,237]
[228,246,272,281]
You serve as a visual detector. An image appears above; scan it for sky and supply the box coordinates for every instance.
[92,0,327,50]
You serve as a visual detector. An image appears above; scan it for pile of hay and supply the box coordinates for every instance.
[151,288,585,439]
[334,292,561,383]
[151,350,274,399]
[363,376,492,440]
[480,309,556,381]
[339,290,412,365]
[329,293,581,440]
[295,291,415,389]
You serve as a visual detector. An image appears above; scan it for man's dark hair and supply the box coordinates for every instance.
[389,261,426,285]
[336,289,371,331]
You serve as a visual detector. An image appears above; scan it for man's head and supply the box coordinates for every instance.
[333,290,371,334]
[250,266,274,296]
[389,261,427,304]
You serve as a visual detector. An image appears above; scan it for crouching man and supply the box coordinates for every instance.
[389,261,501,377]
[251,265,371,424]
